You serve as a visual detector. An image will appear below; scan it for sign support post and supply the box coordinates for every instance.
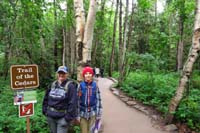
[26,116,30,133]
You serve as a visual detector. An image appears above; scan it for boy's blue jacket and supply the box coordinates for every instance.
[78,81,102,119]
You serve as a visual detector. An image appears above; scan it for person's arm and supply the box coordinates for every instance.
[96,85,102,118]
[77,86,81,118]
[42,86,51,116]
[65,83,78,122]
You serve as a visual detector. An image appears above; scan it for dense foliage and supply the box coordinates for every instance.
[113,71,200,131]
[0,78,80,133]
[0,0,200,132]
[0,78,48,132]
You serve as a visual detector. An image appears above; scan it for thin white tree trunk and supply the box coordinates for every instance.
[166,0,200,123]
[74,0,85,43]
[122,0,128,64]
[120,0,129,81]
[82,0,97,63]
[74,0,97,81]
[74,0,85,81]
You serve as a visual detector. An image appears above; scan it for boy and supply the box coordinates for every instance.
[78,66,102,133]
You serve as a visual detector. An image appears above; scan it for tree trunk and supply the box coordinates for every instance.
[176,22,184,71]
[40,28,46,54]
[74,0,85,81]
[120,0,129,82]
[92,0,106,67]
[3,26,12,80]
[62,28,66,66]
[92,39,98,65]
[176,1,185,71]
[66,28,71,66]
[74,0,97,81]
[70,27,76,78]
[127,0,135,52]
[54,0,58,71]
[122,0,128,65]
[82,0,97,64]
[118,0,123,75]
[155,0,157,22]
[118,0,124,85]
[166,0,200,123]
[167,13,173,70]
[109,0,119,77]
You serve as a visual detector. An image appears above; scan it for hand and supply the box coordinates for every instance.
[72,117,80,125]
[96,116,101,120]
[76,117,80,122]
[70,120,79,126]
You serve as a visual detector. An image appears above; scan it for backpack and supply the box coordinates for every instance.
[51,78,80,93]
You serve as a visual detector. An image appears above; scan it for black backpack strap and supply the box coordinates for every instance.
[64,80,73,93]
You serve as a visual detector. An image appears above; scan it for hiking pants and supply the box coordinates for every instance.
[47,116,68,133]
[80,116,96,133]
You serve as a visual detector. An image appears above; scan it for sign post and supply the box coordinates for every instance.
[10,64,39,133]
[26,116,30,133]
[19,103,34,133]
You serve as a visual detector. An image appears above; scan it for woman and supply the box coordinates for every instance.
[42,66,77,133]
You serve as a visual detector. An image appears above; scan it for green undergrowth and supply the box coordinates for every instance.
[0,78,80,133]
[113,71,200,132]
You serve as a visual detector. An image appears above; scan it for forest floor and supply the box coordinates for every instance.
[96,77,174,133]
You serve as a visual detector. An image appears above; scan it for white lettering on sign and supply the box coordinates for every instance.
[15,81,36,86]
[16,74,23,79]
[11,64,39,90]
[24,74,34,79]
[17,68,33,73]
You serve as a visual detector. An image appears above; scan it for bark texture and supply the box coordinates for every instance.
[166,0,200,123]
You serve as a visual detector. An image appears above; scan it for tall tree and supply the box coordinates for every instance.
[62,28,66,66]
[166,0,200,123]
[127,0,135,52]
[74,0,97,81]
[92,0,106,67]
[119,0,129,84]
[54,0,58,71]
[109,0,119,76]
[118,0,123,80]
[74,0,85,81]
[176,0,186,71]
[154,0,157,21]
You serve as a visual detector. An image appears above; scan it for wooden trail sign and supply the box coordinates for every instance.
[10,64,39,90]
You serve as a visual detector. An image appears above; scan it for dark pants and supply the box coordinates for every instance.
[47,117,68,133]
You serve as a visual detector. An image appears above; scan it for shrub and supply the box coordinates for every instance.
[0,78,80,132]
[120,71,200,131]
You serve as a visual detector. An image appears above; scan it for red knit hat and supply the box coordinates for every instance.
[82,67,94,77]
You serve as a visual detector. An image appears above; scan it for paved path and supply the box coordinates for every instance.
[97,78,167,133]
